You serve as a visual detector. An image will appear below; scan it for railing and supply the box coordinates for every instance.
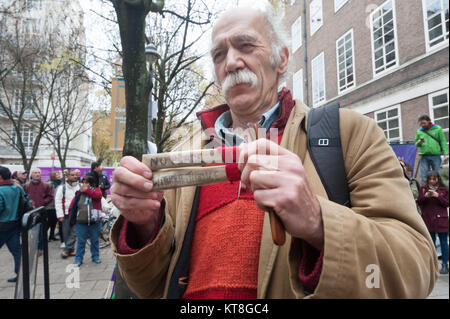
[14,206,50,299]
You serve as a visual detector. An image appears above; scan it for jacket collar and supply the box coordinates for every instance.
[196,88,296,145]
[0,180,14,186]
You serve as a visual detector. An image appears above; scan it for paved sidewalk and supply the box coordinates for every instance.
[0,238,116,299]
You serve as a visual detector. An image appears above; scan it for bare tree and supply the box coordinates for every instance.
[43,49,95,171]
[0,1,93,173]
[148,0,215,152]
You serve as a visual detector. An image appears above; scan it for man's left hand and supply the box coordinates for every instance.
[238,139,324,250]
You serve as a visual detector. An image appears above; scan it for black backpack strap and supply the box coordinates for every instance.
[307,102,351,207]
[167,186,201,299]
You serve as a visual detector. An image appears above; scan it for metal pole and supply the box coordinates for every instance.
[147,55,153,153]
[21,225,30,299]
[41,211,50,299]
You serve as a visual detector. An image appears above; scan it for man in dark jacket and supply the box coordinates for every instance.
[23,168,54,209]
[90,162,110,198]
[0,166,27,283]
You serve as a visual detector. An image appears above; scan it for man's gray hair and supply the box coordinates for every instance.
[261,7,290,69]
[211,6,290,85]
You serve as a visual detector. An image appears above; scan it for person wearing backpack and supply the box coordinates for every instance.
[69,174,103,267]
[109,8,438,299]
[0,166,31,283]
[55,169,80,258]
[415,115,449,185]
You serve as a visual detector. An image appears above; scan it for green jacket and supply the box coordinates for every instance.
[0,183,24,222]
[414,125,449,156]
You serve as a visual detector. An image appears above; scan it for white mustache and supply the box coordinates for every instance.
[221,69,258,97]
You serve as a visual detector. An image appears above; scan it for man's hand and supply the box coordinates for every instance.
[238,139,324,250]
[58,217,64,222]
[417,138,425,145]
[111,156,164,246]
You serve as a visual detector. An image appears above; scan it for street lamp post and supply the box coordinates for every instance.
[145,43,160,154]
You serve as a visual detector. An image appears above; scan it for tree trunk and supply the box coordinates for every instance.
[113,2,151,160]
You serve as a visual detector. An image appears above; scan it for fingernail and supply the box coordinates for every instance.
[144,182,153,190]
[143,171,152,179]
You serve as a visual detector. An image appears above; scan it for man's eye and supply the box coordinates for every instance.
[214,52,224,61]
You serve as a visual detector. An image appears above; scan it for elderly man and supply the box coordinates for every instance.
[23,168,54,209]
[110,7,438,299]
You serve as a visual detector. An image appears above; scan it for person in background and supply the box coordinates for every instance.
[55,169,80,258]
[74,169,82,184]
[417,171,449,275]
[90,162,111,199]
[69,174,103,267]
[14,170,28,187]
[23,168,54,256]
[46,170,62,241]
[0,166,26,283]
[415,115,449,185]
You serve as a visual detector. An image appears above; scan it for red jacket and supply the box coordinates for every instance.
[68,187,103,218]
[23,181,54,208]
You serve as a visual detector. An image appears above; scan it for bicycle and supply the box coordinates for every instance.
[86,212,116,249]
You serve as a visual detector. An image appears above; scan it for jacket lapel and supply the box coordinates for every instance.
[257,100,309,298]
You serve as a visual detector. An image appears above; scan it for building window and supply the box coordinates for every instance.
[21,18,39,42]
[12,125,35,151]
[375,105,402,143]
[14,90,35,115]
[336,29,355,94]
[429,89,449,149]
[335,0,349,12]
[311,52,326,107]
[25,0,42,10]
[422,0,449,50]
[370,0,399,76]
[291,16,302,53]
[310,0,323,36]
[293,68,303,102]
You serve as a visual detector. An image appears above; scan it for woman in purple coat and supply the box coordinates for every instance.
[417,171,449,274]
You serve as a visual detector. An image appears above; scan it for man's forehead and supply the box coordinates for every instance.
[212,9,266,41]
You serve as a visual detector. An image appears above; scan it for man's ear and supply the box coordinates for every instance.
[277,46,289,76]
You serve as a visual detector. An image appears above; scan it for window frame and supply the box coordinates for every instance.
[310,0,323,36]
[336,28,356,95]
[311,52,326,107]
[374,104,403,143]
[12,124,35,152]
[291,16,303,53]
[293,68,304,103]
[334,0,349,13]
[422,0,449,52]
[369,0,400,78]
[428,88,449,149]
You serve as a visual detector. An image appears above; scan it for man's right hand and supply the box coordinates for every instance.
[111,156,164,245]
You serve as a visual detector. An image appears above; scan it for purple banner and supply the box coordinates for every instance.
[390,144,418,178]
[38,167,115,194]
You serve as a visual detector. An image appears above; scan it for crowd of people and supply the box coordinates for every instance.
[414,115,449,275]
[0,162,112,283]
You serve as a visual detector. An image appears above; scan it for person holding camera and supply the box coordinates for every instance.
[417,171,449,274]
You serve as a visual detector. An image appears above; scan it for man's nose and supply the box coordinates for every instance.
[225,48,245,73]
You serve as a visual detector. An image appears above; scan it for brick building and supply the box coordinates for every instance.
[282,0,449,147]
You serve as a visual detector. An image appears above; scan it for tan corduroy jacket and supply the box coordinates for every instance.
[111,101,439,299]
